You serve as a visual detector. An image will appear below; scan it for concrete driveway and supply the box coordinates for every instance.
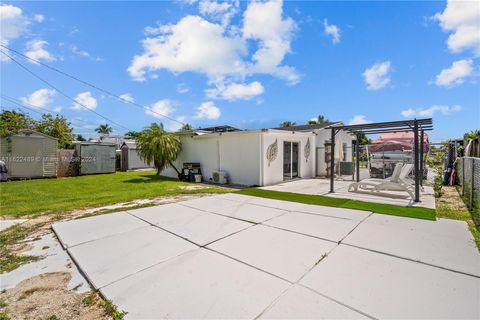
[52,194,480,319]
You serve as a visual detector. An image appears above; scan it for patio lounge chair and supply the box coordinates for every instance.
[348,163,415,199]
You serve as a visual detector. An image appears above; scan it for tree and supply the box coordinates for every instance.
[180,123,192,131]
[76,134,86,141]
[125,130,141,139]
[465,130,480,157]
[136,123,182,176]
[279,121,296,128]
[0,110,34,136]
[34,114,74,148]
[356,132,371,145]
[95,124,112,136]
[307,115,329,125]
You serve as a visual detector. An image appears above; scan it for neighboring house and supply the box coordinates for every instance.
[0,130,57,179]
[73,142,116,175]
[120,141,155,171]
[99,135,124,150]
[162,123,353,186]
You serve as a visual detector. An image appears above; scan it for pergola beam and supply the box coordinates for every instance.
[327,118,433,202]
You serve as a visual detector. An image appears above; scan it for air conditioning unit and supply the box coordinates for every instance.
[212,170,228,184]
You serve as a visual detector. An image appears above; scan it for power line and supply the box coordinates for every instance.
[1,44,186,126]
[1,95,99,133]
[0,49,132,132]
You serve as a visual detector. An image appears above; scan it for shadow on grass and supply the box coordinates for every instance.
[123,174,179,184]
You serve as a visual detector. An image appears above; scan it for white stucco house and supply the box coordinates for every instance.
[161,123,354,187]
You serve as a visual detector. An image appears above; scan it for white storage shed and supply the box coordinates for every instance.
[0,130,57,179]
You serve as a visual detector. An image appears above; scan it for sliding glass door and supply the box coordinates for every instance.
[283,141,299,180]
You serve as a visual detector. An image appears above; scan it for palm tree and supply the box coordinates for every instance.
[280,121,296,128]
[95,124,112,137]
[180,123,192,131]
[307,115,329,125]
[136,123,182,176]
[465,130,480,157]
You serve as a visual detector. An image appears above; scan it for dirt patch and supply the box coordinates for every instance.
[0,272,108,320]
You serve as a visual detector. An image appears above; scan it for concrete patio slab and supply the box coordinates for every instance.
[343,214,480,276]
[52,212,148,248]
[260,285,369,319]
[68,226,197,289]
[204,202,288,223]
[300,245,480,319]
[246,196,315,211]
[100,248,290,319]
[179,195,241,212]
[265,211,362,242]
[216,193,255,203]
[208,225,337,282]
[128,203,252,246]
[291,203,371,221]
[261,178,436,209]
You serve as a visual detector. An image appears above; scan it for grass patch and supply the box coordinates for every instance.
[237,188,436,220]
[0,170,228,218]
[0,254,38,274]
[436,187,480,251]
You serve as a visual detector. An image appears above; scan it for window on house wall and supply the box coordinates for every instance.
[343,143,347,161]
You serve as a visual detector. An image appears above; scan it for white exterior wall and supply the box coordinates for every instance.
[127,149,154,170]
[162,132,261,186]
[315,129,354,176]
[261,130,316,186]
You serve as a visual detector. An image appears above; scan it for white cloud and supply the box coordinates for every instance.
[177,83,190,93]
[145,99,175,118]
[33,14,44,23]
[20,88,56,108]
[401,105,461,118]
[72,91,98,110]
[198,0,239,27]
[206,81,264,100]
[348,115,371,125]
[435,59,474,87]
[434,0,480,56]
[24,40,56,63]
[195,101,220,119]
[243,0,299,84]
[128,0,298,95]
[119,93,135,103]
[128,15,246,82]
[0,4,29,46]
[70,44,90,57]
[362,61,392,90]
[323,19,340,44]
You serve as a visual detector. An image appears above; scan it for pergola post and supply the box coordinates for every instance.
[356,134,360,182]
[413,120,420,202]
[330,127,335,193]
[420,130,424,187]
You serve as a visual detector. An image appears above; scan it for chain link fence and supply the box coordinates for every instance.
[457,157,480,226]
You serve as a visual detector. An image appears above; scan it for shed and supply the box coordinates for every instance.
[120,141,155,171]
[74,142,116,175]
[0,130,58,179]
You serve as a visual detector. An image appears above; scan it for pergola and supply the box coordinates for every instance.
[328,118,433,202]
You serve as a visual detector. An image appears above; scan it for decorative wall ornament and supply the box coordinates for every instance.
[266,139,278,166]
[304,138,311,162]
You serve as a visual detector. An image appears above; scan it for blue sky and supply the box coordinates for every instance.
[1,0,479,141]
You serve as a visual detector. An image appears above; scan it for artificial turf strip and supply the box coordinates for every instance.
[236,188,436,221]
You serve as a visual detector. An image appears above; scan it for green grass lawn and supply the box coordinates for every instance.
[0,170,228,217]
[237,188,437,220]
